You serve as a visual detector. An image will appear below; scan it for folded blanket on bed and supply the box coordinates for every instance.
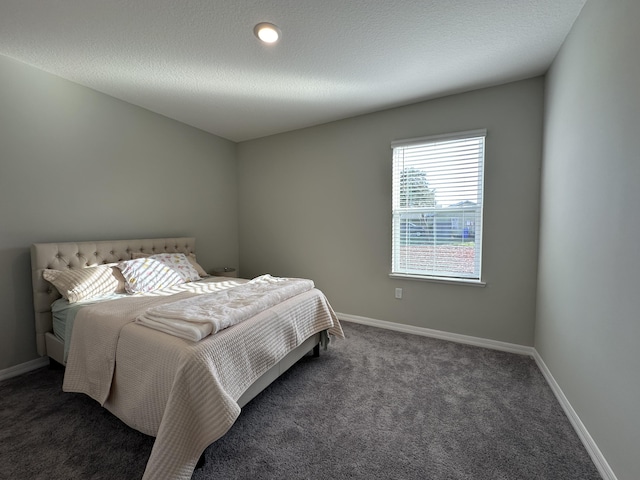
[135,274,314,341]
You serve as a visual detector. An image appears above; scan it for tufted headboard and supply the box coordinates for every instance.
[30,237,196,357]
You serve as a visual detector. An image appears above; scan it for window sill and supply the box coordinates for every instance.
[389,273,486,287]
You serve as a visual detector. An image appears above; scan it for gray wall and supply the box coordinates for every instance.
[0,55,239,370]
[238,78,543,346]
[536,1,640,479]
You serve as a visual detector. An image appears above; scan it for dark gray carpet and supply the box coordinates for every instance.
[0,322,600,479]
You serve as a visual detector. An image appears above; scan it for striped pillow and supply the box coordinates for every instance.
[43,265,126,303]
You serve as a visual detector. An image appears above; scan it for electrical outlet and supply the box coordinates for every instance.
[395,288,403,299]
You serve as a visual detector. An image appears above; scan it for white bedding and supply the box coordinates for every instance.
[136,274,315,341]
[62,279,343,480]
[52,277,248,361]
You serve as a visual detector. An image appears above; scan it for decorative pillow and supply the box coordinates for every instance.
[117,253,201,294]
[149,253,201,281]
[131,252,209,277]
[43,265,126,303]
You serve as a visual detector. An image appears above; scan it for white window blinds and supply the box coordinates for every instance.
[391,129,486,281]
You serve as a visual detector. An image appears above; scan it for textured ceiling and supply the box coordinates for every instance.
[0,0,586,142]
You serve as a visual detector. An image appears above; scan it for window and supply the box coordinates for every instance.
[391,129,486,283]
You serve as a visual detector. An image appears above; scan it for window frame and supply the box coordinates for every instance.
[390,129,487,286]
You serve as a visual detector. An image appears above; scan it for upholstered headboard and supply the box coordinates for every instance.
[30,237,196,356]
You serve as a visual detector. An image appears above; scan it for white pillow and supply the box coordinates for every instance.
[131,252,209,277]
[117,253,200,294]
[149,253,201,281]
[43,265,126,303]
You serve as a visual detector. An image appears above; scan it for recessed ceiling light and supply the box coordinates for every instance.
[254,22,281,44]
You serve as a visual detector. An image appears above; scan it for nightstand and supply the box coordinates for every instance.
[211,267,238,278]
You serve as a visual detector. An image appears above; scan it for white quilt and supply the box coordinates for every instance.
[62,279,343,480]
[136,274,315,341]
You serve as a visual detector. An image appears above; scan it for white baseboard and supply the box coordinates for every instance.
[337,312,616,480]
[337,312,535,356]
[0,356,49,382]
[532,351,617,480]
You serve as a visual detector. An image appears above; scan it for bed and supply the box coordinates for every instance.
[30,237,343,480]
